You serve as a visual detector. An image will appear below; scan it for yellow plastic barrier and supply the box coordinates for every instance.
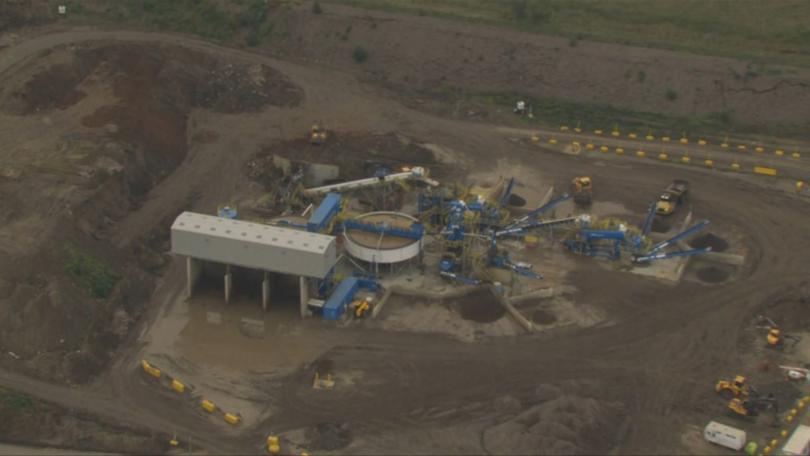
[792,152,801,159]
[530,134,540,143]
[754,166,777,176]
[141,360,161,379]
[698,139,707,146]
[790,408,798,416]
[797,181,805,193]
[201,399,216,413]
[594,129,603,135]
[549,137,558,145]
[662,136,671,143]
[731,162,740,171]
[628,133,637,139]
[705,159,714,168]
[737,144,747,151]
[171,379,186,394]
[763,446,772,454]
[599,145,609,152]
[781,430,789,438]
[721,142,729,149]
[615,147,624,155]
[681,155,691,164]
[755,146,764,153]
[586,143,595,150]
[770,439,778,448]
[645,135,655,141]
[611,130,620,137]
[635,150,646,158]
[224,413,241,425]
[574,127,582,133]
[775,149,784,156]
[680,137,688,145]
[786,414,794,423]
[560,125,569,132]
[658,152,668,161]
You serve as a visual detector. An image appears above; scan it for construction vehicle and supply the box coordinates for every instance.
[570,176,593,205]
[727,394,779,422]
[716,375,755,399]
[655,179,689,215]
[351,297,373,318]
[767,328,802,352]
[310,122,327,145]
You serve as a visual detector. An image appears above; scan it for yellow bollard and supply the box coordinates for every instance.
[721,142,729,149]
[611,130,620,137]
[763,446,771,454]
[658,152,668,161]
[224,413,241,425]
[698,139,707,146]
[737,144,747,151]
[680,137,688,145]
[790,408,798,416]
[530,134,540,143]
[586,143,595,150]
[599,145,609,152]
[560,125,569,132]
[201,399,216,413]
[770,439,778,448]
[731,162,740,171]
[615,147,624,155]
[171,379,186,394]
[636,150,646,158]
[646,134,655,141]
[786,414,794,423]
[681,155,691,164]
[776,149,785,157]
[792,152,801,159]
[628,133,638,139]
[662,136,671,143]
[782,430,789,438]
[755,146,764,153]
[549,137,558,145]
[705,159,714,168]
[797,181,805,193]
[594,129,603,135]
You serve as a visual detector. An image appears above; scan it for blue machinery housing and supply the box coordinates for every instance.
[322,277,380,320]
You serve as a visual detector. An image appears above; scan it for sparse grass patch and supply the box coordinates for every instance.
[0,390,34,410]
[353,46,368,63]
[665,88,679,101]
[64,244,119,299]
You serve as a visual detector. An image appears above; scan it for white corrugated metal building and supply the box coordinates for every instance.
[171,212,336,278]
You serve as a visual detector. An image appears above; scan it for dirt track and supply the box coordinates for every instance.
[2,27,810,454]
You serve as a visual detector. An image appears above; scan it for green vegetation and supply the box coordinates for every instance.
[636,70,647,83]
[0,390,34,410]
[353,46,368,63]
[64,244,119,299]
[313,1,323,14]
[665,88,679,101]
[324,0,810,66]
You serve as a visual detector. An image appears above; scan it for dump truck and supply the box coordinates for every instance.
[570,176,593,205]
[655,179,688,215]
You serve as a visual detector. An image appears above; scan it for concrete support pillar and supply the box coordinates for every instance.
[224,265,232,304]
[186,257,201,299]
[299,276,309,318]
[262,272,270,311]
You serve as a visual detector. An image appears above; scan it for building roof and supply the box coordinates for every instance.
[171,212,337,278]
[173,212,332,254]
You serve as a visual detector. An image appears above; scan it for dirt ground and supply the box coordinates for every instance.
[1,12,810,456]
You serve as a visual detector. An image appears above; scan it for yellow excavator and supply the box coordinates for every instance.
[310,122,328,145]
[727,394,779,423]
[351,298,373,318]
[715,375,755,399]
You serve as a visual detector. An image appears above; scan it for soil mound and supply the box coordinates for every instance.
[305,423,352,451]
[532,309,557,325]
[697,267,729,283]
[689,233,729,252]
[453,290,505,323]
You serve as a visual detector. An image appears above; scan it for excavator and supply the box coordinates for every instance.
[570,176,593,205]
[350,297,373,318]
[728,393,779,424]
[767,328,802,352]
[715,375,756,399]
[310,122,328,145]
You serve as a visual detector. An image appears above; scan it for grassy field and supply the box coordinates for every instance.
[325,0,810,66]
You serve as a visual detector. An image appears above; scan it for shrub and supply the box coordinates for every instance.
[665,89,679,101]
[353,46,368,63]
[64,245,119,298]
[312,1,322,14]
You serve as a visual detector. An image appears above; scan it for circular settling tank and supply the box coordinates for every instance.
[343,212,422,264]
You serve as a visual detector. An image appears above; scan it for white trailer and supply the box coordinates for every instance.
[703,421,746,451]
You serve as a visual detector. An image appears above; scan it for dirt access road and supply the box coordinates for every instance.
[1,27,810,454]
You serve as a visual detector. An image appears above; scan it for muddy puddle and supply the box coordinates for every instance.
[689,233,729,252]
[448,289,505,323]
